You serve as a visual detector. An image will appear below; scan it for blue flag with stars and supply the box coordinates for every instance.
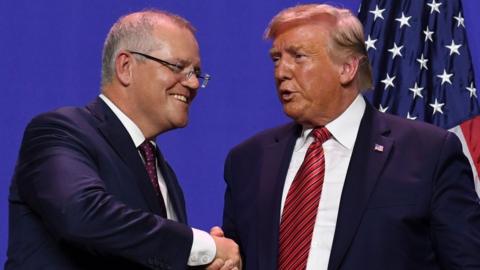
[358,0,479,129]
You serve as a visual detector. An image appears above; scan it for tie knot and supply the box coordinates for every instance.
[312,127,331,144]
[138,140,156,163]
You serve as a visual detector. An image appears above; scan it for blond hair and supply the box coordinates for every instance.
[265,4,372,91]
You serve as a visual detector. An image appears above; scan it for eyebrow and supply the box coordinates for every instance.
[269,45,305,56]
[173,58,190,67]
[174,58,202,70]
[269,48,279,56]
[286,45,304,53]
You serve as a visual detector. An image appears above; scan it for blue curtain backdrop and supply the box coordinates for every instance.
[1,0,479,263]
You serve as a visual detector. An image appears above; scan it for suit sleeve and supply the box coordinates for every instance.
[430,131,480,268]
[15,112,193,269]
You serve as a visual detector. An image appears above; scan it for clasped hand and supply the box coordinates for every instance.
[206,226,242,270]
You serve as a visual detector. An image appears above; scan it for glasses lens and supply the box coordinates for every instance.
[200,74,210,88]
[181,69,210,88]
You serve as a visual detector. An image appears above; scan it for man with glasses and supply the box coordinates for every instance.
[6,10,240,270]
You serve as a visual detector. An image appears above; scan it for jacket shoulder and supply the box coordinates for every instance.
[230,122,298,153]
[378,110,450,140]
[29,105,91,126]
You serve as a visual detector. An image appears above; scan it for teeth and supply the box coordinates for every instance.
[172,94,188,103]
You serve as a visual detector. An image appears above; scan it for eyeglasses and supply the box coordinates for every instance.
[128,50,211,88]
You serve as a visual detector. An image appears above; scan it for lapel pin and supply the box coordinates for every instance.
[374,144,384,152]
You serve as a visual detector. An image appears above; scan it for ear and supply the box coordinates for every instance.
[115,51,133,86]
[339,55,360,86]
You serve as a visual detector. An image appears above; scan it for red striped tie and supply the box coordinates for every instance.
[278,127,331,270]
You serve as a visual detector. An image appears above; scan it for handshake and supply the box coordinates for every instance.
[206,226,242,270]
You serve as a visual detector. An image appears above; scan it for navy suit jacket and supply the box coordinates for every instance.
[7,98,192,270]
[223,103,480,270]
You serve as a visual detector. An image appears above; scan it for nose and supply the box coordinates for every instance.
[275,57,293,82]
[181,71,200,90]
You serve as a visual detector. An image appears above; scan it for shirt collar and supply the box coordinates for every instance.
[99,94,147,148]
[298,94,366,150]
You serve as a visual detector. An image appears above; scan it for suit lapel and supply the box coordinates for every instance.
[257,123,300,270]
[155,146,188,224]
[86,98,164,215]
[328,105,394,270]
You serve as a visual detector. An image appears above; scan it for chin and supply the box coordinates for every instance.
[173,118,189,129]
[166,110,189,129]
[284,110,316,126]
[283,107,303,122]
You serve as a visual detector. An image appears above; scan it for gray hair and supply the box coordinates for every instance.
[101,9,195,87]
[264,4,372,91]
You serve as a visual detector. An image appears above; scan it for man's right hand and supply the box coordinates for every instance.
[206,227,242,270]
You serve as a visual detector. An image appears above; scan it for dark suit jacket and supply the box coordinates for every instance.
[223,103,480,270]
[6,98,192,270]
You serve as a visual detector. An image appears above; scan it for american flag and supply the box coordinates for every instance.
[358,0,480,196]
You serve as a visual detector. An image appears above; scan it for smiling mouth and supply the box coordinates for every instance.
[171,94,189,104]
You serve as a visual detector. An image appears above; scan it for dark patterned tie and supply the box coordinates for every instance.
[278,127,331,270]
[138,140,167,218]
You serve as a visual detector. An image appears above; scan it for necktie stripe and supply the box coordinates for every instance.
[281,183,316,219]
[282,170,324,224]
[296,158,321,179]
[280,203,317,246]
[282,239,311,269]
[280,162,325,229]
[281,199,319,239]
[280,212,314,243]
[279,209,318,248]
[286,156,324,199]
[283,179,318,211]
[295,153,325,179]
[288,172,323,203]
[297,166,324,187]
[280,217,317,267]
[301,149,323,167]
[278,127,330,270]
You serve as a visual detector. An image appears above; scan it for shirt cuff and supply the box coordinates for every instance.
[188,228,216,266]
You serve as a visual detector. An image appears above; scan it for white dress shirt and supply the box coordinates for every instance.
[99,94,215,266]
[280,95,366,270]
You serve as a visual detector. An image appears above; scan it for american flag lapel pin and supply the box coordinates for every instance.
[374,144,384,152]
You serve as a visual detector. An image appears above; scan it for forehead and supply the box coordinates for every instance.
[271,23,330,52]
[152,22,200,64]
